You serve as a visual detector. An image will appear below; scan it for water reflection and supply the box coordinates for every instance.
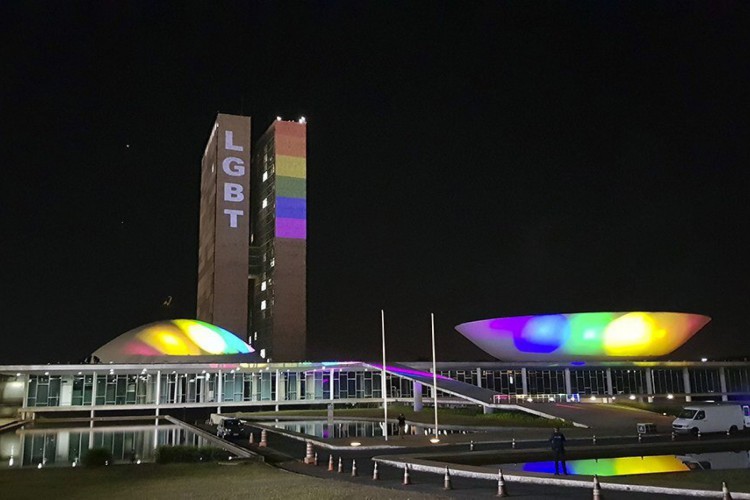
[677,451,750,471]
[510,451,750,476]
[265,420,475,439]
[1,424,211,469]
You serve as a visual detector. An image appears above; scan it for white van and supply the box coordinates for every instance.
[672,404,745,435]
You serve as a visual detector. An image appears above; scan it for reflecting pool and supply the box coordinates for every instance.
[0,423,213,469]
[503,451,750,476]
[264,420,476,439]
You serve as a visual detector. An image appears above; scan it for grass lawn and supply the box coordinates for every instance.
[237,404,572,428]
[0,461,436,500]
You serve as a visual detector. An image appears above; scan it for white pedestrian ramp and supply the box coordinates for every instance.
[366,362,581,425]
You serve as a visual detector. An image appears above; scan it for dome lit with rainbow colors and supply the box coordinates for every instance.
[455,312,711,361]
[91,319,258,363]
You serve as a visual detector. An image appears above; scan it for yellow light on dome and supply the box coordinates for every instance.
[137,325,201,356]
[603,313,654,356]
[175,319,228,354]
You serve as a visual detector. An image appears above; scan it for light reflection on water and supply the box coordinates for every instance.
[501,451,750,476]
[0,424,211,469]
[265,420,475,439]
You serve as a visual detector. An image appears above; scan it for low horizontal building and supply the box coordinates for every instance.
[1,317,748,420]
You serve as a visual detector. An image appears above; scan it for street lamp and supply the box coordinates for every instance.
[431,313,439,443]
[381,309,388,442]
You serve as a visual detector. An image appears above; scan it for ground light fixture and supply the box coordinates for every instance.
[350,441,361,447]
[430,437,441,444]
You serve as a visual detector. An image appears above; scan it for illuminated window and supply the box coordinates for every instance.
[262,198,268,209]
[260,300,267,310]
[261,281,267,291]
[270,258,275,267]
[262,171,268,182]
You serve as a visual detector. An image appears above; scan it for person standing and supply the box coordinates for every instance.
[397,413,406,439]
[549,427,568,475]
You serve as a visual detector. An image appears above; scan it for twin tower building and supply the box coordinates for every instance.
[196,113,307,362]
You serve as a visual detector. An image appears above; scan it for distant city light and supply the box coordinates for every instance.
[701,357,708,362]
[629,395,636,400]
[667,394,674,399]
[298,116,306,124]
[276,116,282,121]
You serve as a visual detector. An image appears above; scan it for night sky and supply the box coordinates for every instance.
[2,2,749,364]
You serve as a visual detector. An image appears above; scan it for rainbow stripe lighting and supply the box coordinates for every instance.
[274,121,307,239]
[455,312,710,361]
[124,320,253,357]
[522,455,690,476]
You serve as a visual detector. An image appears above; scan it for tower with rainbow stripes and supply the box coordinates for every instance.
[249,118,307,361]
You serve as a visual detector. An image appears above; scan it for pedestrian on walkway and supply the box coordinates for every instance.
[397,413,406,439]
[549,427,568,475]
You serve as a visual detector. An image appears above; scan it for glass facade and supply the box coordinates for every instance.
[725,367,750,394]
[14,362,750,411]
[24,369,397,408]
[652,369,685,395]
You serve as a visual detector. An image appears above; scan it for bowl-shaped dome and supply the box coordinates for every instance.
[455,312,710,361]
[91,319,257,363]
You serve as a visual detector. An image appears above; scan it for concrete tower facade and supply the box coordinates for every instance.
[196,114,252,337]
[249,119,307,361]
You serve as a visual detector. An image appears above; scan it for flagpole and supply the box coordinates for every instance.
[431,312,439,442]
[381,309,388,441]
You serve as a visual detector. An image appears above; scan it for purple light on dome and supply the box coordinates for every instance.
[489,316,531,335]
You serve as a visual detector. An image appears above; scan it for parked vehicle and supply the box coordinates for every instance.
[672,404,745,435]
[217,418,244,438]
[677,451,750,470]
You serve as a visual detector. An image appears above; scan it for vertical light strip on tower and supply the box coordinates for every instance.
[274,121,306,239]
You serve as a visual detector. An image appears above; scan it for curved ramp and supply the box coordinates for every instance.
[367,362,586,426]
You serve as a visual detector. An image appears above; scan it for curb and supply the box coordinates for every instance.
[372,457,750,498]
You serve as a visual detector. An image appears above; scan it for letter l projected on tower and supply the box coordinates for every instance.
[222,130,245,228]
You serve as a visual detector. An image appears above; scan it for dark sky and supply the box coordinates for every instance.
[2,2,749,364]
